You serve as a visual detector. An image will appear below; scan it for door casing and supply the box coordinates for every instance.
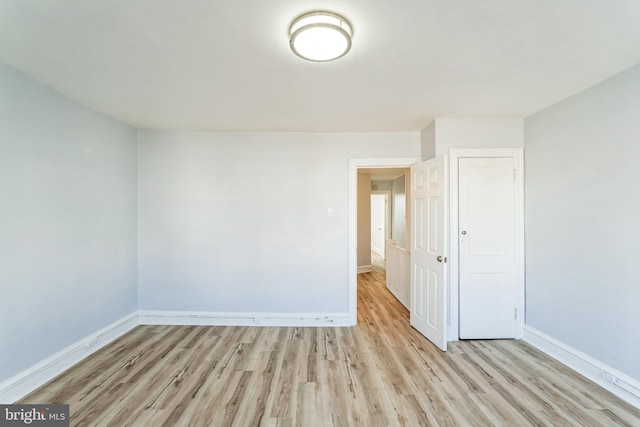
[448,148,525,341]
[349,158,421,325]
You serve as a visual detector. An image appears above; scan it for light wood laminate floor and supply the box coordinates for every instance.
[23,264,640,426]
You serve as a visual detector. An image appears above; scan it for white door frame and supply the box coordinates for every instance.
[448,148,525,340]
[349,158,421,325]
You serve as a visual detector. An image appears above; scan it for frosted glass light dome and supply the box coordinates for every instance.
[289,11,353,62]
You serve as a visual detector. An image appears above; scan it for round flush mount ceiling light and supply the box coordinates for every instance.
[289,11,353,62]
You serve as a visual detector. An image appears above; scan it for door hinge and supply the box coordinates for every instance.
[514,308,518,320]
[513,169,517,181]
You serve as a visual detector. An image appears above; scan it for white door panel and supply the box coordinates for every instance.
[459,157,517,339]
[410,156,447,351]
[371,194,386,257]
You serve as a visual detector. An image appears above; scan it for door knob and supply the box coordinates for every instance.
[437,256,443,262]
[461,230,467,235]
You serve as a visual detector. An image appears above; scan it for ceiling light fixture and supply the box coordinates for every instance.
[289,11,353,62]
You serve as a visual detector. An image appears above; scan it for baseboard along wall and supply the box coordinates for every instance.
[0,310,350,403]
[357,265,372,274]
[138,311,352,327]
[523,325,640,409]
[3,313,639,410]
[0,312,138,404]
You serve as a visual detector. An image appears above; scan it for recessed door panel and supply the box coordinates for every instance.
[428,166,439,188]
[414,265,424,318]
[427,196,439,254]
[468,167,507,256]
[414,198,425,251]
[427,268,439,328]
[413,169,425,191]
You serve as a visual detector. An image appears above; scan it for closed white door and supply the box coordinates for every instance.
[371,194,386,257]
[459,157,517,339]
[410,156,447,351]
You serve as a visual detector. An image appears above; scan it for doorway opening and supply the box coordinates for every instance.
[359,167,411,322]
[348,158,419,325]
[357,168,409,273]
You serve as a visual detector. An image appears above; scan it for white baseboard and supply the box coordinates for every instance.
[523,325,640,408]
[357,265,372,274]
[0,312,138,404]
[139,311,351,327]
[0,309,353,403]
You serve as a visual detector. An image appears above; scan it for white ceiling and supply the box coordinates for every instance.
[1,1,640,132]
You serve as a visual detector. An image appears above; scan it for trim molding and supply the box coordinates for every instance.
[349,157,422,326]
[139,311,351,327]
[357,265,372,274]
[448,148,525,341]
[523,325,640,408]
[0,312,138,404]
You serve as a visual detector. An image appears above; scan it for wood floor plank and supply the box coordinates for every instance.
[20,261,640,426]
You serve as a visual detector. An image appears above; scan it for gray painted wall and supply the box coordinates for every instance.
[434,118,523,156]
[524,63,640,381]
[391,176,407,248]
[420,121,436,160]
[0,65,138,381]
[421,119,522,159]
[358,172,372,269]
[137,131,420,314]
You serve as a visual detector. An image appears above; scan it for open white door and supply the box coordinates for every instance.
[410,156,448,351]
